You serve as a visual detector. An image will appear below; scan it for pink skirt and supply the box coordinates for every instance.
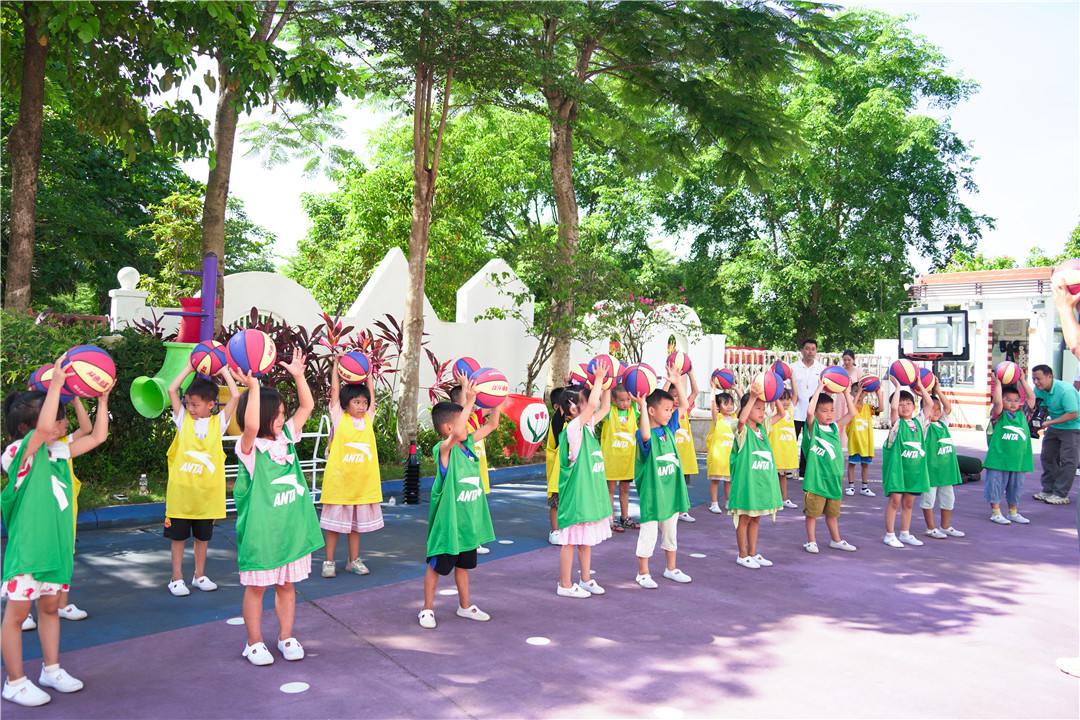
[557,517,613,547]
[319,503,384,534]
[239,554,311,587]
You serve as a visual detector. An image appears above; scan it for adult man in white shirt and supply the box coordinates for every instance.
[791,338,825,478]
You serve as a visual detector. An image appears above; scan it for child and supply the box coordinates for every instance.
[705,391,737,513]
[545,387,565,545]
[633,364,693,588]
[419,373,503,628]
[601,384,640,532]
[801,380,858,553]
[449,385,494,555]
[2,357,109,707]
[663,369,700,522]
[554,361,613,598]
[881,377,933,548]
[232,351,324,666]
[320,355,383,578]
[845,379,884,497]
[768,390,799,509]
[729,390,783,569]
[920,393,965,538]
[164,362,240,596]
[983,374,1036,525]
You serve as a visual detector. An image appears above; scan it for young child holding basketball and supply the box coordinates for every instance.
[321,355,383,578]
[419,372,503,628]
[706,391,738,513]
[449,385,494,555]
[601,384,640,532]
[983,374,1036,525]
[232,350,324,666]
[633,364,693,588]
[730,389,783,569]
[801,379,858,553]
[768,389,799,509]
[553,361,613,598]
[845,378,884,496]
[919,393,966,538]
[881,377,933,548]
[2,358,110,707]
[545,386,566,545]
[164,361,240,597]
[662,368,700,522]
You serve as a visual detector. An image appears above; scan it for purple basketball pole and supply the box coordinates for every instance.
[199,252,218,344]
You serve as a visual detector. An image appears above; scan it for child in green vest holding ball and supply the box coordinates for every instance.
[730,391,783,569]
[882,377,933,548]
[919,393,966,538]
[801,379,858,554]
[983,374,1036,524]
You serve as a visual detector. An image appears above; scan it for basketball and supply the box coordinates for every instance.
[770,360,792,382]
[667,350,692,375]
[860,376,881,393]
[454,356,480,379]
[568,362,590,386]
[586,354,617,390]
[711,368,735,390]
[226,329,277,377]
[1052,258,1080,295]
[470,367,509,409]
[623,364,658,399]
[995,361,1021,385]
[28,364,74,403]
[60,345,116,397]
[338,351,371,384]
[751,371,785,403]
[890,358,918,386]
[190,341,227,376]
[918,367,937,393]
[617,361,629,382]
[821,365,851,393]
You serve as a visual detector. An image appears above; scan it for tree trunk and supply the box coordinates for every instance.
[544,112,579,392]
[3,8,47,310]
[199,58,237,332]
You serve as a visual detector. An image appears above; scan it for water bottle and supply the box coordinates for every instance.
[138,473,149,496]
[388,495,396,506]
[403,443,421,504]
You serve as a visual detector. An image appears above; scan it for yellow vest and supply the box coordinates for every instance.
[467,413,490,494]
[62,435,81,542]
[601,406,638,481]
[705,415,736,478]
[166,414,227,519]
[845,403,875,457]
[322,413,382,505]
[768,408,798,470]
[545,426,559,495]
[675,412,699,475]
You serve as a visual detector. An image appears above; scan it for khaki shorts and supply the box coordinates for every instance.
[804,491,841,518]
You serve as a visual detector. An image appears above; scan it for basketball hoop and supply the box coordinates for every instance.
[905,353,943,363]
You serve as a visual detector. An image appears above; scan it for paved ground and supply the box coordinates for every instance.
[3,430,1078,718]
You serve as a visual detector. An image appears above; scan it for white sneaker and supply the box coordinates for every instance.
[2,678,50,706]
[456,604,490,621]
[860,487,876,497]
[829,539,857,552]
[1033,491,1051,501]
[782,499,798,509]
[476,545,491,555]
[1007,513,1030,524]
[37,667,82,694]
[418,609,436,629]
[548,531,560,545]
[580,578,606,595]
[753,554,773,567]
[942,526,966,537]
[635,573,659,589]
[556,583,590,598]
[803,541,820,554]
[883,534,903,548]
[242,642,274,666]
[21,615,36,631]
[736,555,761,569]
[678,512,696,522]
[898,532,923,546]
[990,513,1012,525]
[662,568,692,583]
[925,527,948,539]
[277,637,304,661]
[192,575,217,592]
[345,558,370,575]
[845,486,855,496]
[58,604,87,620]
[168,579,190,597]
[322,561,336,577]
[709,502,722,514]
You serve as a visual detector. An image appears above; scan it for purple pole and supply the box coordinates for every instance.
[200,252,218,343]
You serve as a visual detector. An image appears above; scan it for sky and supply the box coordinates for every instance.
[181,0,1080,268]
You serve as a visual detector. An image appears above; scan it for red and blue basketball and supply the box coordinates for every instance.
[752,371,785,403]
[568,362,590,386]
[190,341,227,376]
[226,329,277,377]
[453,356,481,380]
[28,364,74,403]
[1053,258,1080,295]
[890,358,918,386]
[586,354,617,390]
[918,367,937,393]
[60,345,116,397]
[617,361,629,382]
[995,361,1021,385]
[822,365,851,393]
[860,376,881,393]
[770,360,792,383]
[338,351,371,384]
[623,364,658,399]
[470,367,509,409]
[667,350,691,375]
[711,368,735,390]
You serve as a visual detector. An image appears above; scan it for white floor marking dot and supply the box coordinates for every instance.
[689,553,707,558]
[526,636,550,646]
[590,569,596,574]
[438,588,459,595]
[225,617,245,625]
[497,539,513,544]
[654,707,684,719]
[280,682,309,694]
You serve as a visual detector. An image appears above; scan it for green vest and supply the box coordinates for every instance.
[925,421,962,487]
[557,423,612,529]
[983,411,1034,472]
[427,434,496,556]
[801,420,844,499]
[2,439,75,584]
[729,424,783,511]
[234,426,324,572]
[882,418,931,494]
[633,425,690,523]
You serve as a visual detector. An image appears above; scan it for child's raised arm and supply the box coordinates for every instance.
[166,360,194,419]
[1053,274,1080,362]
[219,366,240,426]
[636,392,652,444]
[24,353,70,459]
[914,379,934,414]
[365,371,376,419]
[70,397,92,440]
[667,364,687,416]
[939,390,953,417]
[235,369,260,455]
[806,377,826,432]
[282,348,313,431]
[710,392,718,423]
[1020,373,1037,411]
[69,389,109,458]
[889,376,901,425]
[329,354,342,409]
[990,374,1003,418]
[449,372,476,446]
[737,393,757,433]
[578,357,610,427]
[836,386,857,427]
[686,369,699,414]
[473,399,505,442]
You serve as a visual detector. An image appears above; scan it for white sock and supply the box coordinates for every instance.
[42,664,59,675]
[6,676,27,687]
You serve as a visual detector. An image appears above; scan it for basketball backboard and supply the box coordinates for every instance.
[898,310,969,361]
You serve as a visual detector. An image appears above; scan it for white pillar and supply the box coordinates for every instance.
[108,267,148,332]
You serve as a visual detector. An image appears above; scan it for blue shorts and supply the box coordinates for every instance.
[848,454,874,465]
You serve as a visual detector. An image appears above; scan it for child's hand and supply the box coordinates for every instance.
[1052,274,1080,310]
[54,352,75,380]
[666,362,680,385]
[279,347,307,376]
[463,375,478,404]
[231,367,258,387]
[817,376,827,391]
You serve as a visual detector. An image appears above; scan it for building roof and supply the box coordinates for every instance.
[915,267,1054,285]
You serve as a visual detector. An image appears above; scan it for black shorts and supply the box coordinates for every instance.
[426,549,478,576]
[163,517,215,542]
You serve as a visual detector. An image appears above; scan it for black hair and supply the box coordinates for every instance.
[340,383,371,407]
[185,377,219,404]
[645,387,674,410]
[801,338,817,348]
[716,392,735,408]
[551,386,585,445]
[431,401,462,437]
[1002,384,1021,398]
[898,390,914,404]
[550,386,565,413]
[236,387,285,440]
[3,390,63,441]
[739,392,752,408]
[448,385,462,404]
[611,384,628,398]
[842,349,855,360]
[1032,364,1053,378]
[780,388,792,400]
[815,393,835,407]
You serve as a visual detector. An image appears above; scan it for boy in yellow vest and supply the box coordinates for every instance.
[845,380,884,497]
[164,362,240,597]
[706,391,738,513]
[602,384,640,532]
[769,390,799,509]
